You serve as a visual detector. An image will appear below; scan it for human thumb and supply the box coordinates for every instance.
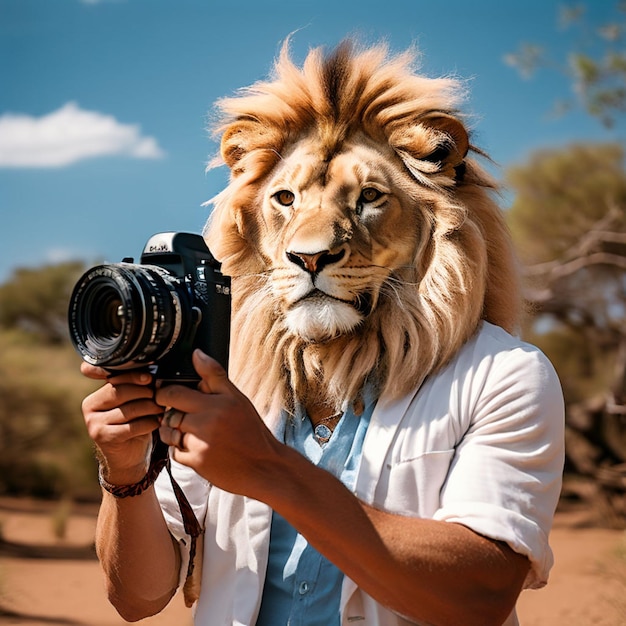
[193,349,229,394]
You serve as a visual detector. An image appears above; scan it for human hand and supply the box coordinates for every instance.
[156,349,281,497]
[80,363,163,485]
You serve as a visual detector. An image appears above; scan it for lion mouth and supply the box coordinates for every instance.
[292,289,373,317]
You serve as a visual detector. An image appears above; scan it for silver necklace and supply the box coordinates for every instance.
[313,413,342,445]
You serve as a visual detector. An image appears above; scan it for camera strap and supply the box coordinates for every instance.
[149,432,204,603]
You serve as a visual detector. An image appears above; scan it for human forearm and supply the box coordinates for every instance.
[79,365,177,619]
[360,504,529,625]
[95,488,181,622]
[255,444,528,626]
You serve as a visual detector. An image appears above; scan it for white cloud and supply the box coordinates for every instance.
[0,102,166,168]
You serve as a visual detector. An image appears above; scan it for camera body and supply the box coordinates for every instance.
[68,232,231,385]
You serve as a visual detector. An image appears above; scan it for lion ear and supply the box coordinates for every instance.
[420,113,469,168]
[220,119,283,173]
[392,113,469,182]
[220,120,257,169]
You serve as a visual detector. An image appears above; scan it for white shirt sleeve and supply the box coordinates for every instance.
[433,340,565,589]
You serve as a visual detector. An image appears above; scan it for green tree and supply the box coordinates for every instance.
[0,261,86,344]
[0,263,100,498]
[508,143,626,263]
[507,144,626,526]
[505,0,626,527]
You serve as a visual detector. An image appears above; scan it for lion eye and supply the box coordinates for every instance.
[355,187,384,216]
[273,190,295,207]
[358,187,382,203]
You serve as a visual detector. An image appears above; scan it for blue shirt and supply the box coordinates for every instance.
[256,397,374,626]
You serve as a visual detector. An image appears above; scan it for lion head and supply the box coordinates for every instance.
[204,40,521,422]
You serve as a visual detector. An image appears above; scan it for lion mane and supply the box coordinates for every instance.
[204,40,521,423]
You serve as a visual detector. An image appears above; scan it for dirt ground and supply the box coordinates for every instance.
[0,497,624,626]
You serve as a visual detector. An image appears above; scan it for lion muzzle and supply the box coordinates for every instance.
[286,248,347,275]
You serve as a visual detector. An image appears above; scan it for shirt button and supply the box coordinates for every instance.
[298,581,310,595]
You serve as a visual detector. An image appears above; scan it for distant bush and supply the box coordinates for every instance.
[0,261,86,344]
[0,262,101,500]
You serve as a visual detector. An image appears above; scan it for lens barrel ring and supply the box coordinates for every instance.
[68,263,184,368]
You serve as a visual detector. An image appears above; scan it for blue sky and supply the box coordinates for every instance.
[0,0,621,283]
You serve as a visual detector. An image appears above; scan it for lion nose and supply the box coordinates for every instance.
[286,248,346,274]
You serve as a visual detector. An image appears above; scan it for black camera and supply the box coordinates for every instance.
[68,232,231,385]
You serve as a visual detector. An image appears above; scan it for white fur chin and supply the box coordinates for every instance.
[285,299,363,342]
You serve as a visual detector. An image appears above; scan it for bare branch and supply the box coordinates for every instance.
[524,204,625,279]
[526,251,626,280]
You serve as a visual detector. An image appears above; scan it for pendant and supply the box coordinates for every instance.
[314,423,333,445]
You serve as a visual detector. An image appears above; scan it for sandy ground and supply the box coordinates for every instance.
[0,498,624,626]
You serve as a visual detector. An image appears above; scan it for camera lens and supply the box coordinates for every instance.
[90,288,123,341]
[68,263,183,368]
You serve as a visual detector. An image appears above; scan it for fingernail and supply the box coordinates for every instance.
[195,349,209,362]
[139,373,151,383]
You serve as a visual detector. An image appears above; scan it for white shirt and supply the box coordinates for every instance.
[155,322,565,625]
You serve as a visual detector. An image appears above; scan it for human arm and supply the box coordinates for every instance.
[81,365,180,621]
[157,350,532,626]
[264,451,529,624]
